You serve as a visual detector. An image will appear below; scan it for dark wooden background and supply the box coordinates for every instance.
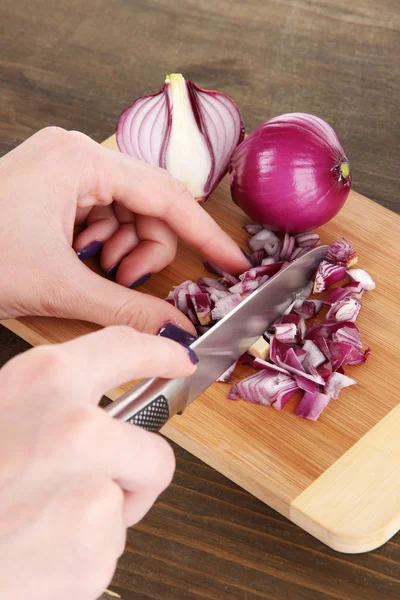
[0,1,399,598]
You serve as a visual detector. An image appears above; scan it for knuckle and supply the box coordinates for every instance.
[114,300,151,333]
[25,345,71,383]
[55,406,101,455]
[38,125,67,141]
[103,324,139,345]
[66,129,92,147]
[150,436,176,493]
[165,172,192,200]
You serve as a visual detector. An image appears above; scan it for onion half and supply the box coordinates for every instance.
[117,74,244,202]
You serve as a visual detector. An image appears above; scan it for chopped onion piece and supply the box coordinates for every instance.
[326,238,358,268]
[244,223,263,235]
[295,375,318,394]
[191,293,212,325]
[217,361,238,383]
[295,231,320,248]
[347,268,376,291]
[211,293,242,320]
[322,282,364,305]
[331,325,362,349]
[326,297,361,323]
[313,261,346,293]
[324,372,356,399]
[302,340,326,370]
[248,229,280,255]
[294,299,323,319]
[274,323,297,343]
[253,358,288,374]
[251,250,265,265]
[280,233,296,260]
[296,392,330,421]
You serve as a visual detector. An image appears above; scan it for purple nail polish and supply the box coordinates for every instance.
[158,322,197,346]
[77,241,103,261]
[129,273,152,289]
[241,249,254,266]
[182,345,199,365]
[104,263,119,280]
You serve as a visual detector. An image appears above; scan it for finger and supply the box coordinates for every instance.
[93,417,175,524]
[70,133,249,275]
[100,223,140,275]
[59,325,198,398]
[74,205,120,252]
[53,254,196,334]
[122,490,164,528]
[116,216,177,288]
[75,206,92,226]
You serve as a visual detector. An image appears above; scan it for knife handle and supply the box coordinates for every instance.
[105,377,189,433]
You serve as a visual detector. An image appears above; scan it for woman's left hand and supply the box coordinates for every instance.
[0,127,249,333]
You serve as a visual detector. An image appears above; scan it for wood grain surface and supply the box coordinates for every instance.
[1,0,399,598]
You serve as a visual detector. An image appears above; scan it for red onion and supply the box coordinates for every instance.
[347,269,376,291]
[229,113,351,232]
[117,73,244,202]
[296,392,330,421]
[326,238,358,268]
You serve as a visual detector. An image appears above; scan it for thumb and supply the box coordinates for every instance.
[47,255,196,335]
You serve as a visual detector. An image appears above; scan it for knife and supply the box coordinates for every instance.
[106,245,327,431]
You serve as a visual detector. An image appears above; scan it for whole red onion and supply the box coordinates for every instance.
[229,113,351,232]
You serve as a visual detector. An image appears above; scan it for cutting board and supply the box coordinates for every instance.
[3,135,400,554]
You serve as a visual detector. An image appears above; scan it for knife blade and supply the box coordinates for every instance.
[105,245,327,431]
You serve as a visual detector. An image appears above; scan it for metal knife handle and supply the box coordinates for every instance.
[105,377,189,433]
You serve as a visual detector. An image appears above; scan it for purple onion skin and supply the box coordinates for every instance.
[229,113,352,233]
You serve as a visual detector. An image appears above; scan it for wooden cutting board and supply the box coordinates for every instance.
[3,135,400,554]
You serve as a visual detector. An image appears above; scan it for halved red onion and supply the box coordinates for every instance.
[117,74,244,202]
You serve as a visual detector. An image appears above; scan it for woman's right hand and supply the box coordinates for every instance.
[0,326,197,600]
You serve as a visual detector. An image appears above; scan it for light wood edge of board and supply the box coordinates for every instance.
[289,403,400,554]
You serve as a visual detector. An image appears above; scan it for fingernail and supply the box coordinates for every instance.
[128,273,152,289]
[77,241,103,260]
[182,345,199,365]
[241,249,254,266]
[158,322,197,346]
[104,263,119,280]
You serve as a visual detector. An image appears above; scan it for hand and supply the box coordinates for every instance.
[0,325,197,599]
[0,127,249,333]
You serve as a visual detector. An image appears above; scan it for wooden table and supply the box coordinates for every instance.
[1,1,399,598]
